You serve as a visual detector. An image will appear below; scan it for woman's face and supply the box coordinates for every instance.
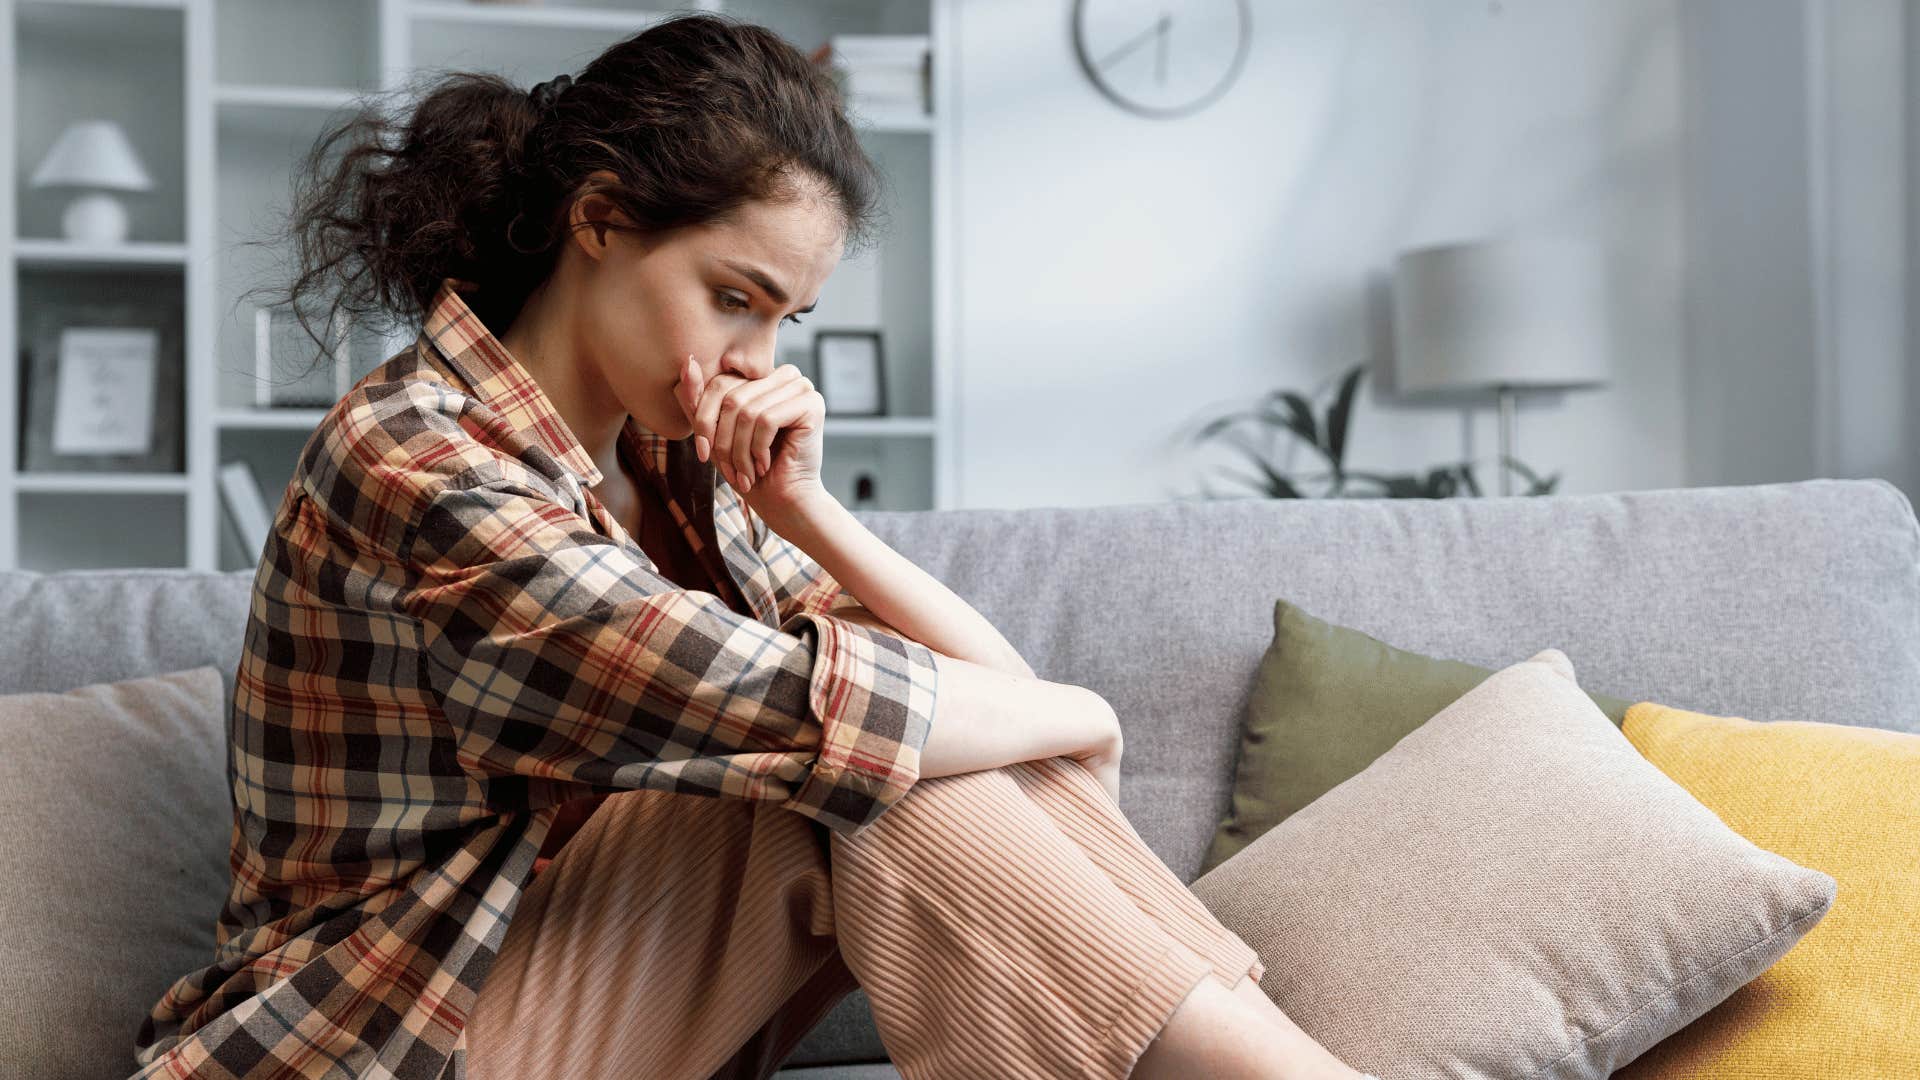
[567,171,845,442]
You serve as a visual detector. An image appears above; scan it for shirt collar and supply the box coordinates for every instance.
[418,276,673,490]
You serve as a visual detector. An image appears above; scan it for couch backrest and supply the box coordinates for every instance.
[2,477,1915,883]
[4,476,1916,1075]
[848,477,1920,879]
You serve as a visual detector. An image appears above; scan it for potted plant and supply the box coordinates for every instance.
[1189,362,1560,499]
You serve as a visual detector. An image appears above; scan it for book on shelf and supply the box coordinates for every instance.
[829,33,931,115]
[218,460,273,560]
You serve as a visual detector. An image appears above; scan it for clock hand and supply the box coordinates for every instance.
[1097,17,1163,70]
[1156,13,1168,85]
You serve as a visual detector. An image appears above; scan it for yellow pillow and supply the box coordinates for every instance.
[1615,702,1920,1079]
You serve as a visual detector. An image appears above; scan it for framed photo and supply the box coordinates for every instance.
[247,302,407,409]
[253,303,349,409]
[814,329,887,417]
[18,271,184,473]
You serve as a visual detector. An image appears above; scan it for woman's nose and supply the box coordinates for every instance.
[719,351,773,381]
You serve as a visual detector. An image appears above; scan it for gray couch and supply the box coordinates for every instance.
[4,477,1917,1080]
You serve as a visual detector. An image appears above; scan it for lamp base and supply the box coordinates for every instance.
[60,191,131,246]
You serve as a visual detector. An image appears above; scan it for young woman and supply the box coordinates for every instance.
[131,13,1377,1080]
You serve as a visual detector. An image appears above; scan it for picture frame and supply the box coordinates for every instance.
[17,271,184,474]
[813,329,887,417]
[253,302,348,409]
[249,302,400,409]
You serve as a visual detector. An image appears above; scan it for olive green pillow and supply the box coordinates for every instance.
[1200,599,1633,875]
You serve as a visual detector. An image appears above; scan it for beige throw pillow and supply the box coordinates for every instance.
[1190,648,1837,1080]
[0,666,232,1080]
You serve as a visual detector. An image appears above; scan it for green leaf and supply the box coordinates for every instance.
[1218,430,1305,498]
[1191,410,1262,444]
[1272,391,1320,450]
[1325,365,1365,469]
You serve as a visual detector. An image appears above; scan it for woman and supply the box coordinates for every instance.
[131,13,1377,1080]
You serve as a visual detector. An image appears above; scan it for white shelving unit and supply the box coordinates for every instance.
[2,0,957,572]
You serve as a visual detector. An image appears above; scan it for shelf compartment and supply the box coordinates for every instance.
[15,0,187,246]
[407,6,704,86]
[15,490,187,570]
[215,0,379,93]
[818,434,931,512]
[214,99,404,413]
[215,428,309,572]
[14,266,188,476]
[782,129,932,418]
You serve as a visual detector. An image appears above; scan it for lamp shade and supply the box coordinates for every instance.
[1390,236,1614,398]
[29,120,153,191]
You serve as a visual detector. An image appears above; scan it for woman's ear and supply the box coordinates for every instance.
[567,171,637,261]
[568,192,618,261]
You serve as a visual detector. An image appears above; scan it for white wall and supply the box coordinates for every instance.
[1682,0,1913,497]
[1679,0,1819,490]
[1810,0,1911,494]
[949,0,1687,509]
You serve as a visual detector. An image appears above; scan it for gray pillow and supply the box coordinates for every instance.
[0,666,231,1080]
[1190,648,1837,1080]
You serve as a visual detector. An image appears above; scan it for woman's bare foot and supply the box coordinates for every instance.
[1130,971,1369,1080]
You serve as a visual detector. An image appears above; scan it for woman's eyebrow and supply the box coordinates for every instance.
[718,258,818,313]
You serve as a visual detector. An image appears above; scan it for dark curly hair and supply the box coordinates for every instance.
[243,12,885,386]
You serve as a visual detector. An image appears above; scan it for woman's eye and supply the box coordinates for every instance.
[719,291,804,326]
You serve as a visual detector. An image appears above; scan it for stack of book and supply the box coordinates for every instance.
[827,34,931,117]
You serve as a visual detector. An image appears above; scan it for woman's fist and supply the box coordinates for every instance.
[674,353,828,519]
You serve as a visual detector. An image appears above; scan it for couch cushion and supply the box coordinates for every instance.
[0,666,231,1080]
[1189,648,1838,1079]
[0,568,254,701]
[1199,596,1635,875]
[1614,703,1920,1077]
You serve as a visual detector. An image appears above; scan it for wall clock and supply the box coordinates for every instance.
[1071,0,1252,119]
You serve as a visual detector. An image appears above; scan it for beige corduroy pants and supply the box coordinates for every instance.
[463,754,1265,1080]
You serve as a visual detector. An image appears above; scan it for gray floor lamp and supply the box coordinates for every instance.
[1390,236,1615,495]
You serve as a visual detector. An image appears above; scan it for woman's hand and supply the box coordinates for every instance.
[835,602,1122,800]
[675,353,828,521]
[1063,696,1124,804]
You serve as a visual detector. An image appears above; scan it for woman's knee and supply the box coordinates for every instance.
[830,763,1032,862]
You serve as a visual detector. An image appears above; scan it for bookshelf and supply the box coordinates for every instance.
[2,0,957,572]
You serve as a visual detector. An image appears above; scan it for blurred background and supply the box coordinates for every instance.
[0,0,1912,572]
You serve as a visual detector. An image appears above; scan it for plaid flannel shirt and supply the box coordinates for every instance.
[129,277,941,1079]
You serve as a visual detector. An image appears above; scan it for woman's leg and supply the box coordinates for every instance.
[463,788,856,1080]
[826,755,1370,1079]
[1006,756,1369,1080]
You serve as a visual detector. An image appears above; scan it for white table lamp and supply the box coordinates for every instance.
[1390,236,1614,495]
[29,119,154,246]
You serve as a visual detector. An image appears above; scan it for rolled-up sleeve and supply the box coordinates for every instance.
[750,502,866,623]
[400,470,939,835]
